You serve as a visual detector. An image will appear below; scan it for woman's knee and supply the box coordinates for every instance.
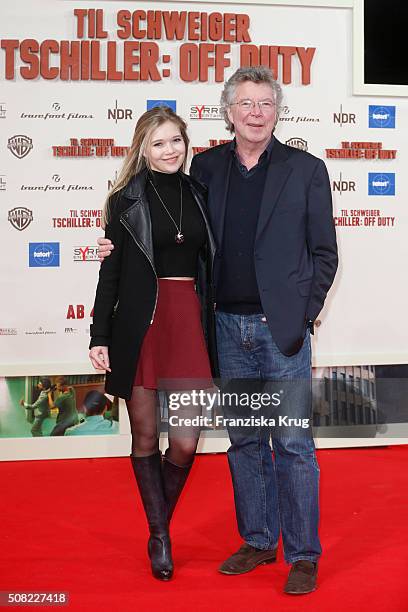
[167,439,198,463]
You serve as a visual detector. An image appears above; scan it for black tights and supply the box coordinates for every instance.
[126,386,201,466]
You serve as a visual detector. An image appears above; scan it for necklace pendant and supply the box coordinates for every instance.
[175,232,184,244]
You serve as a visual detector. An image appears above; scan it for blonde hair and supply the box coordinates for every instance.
[103,106,189,225]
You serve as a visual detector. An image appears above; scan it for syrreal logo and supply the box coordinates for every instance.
[332,172,356,195]
[333,105,356,127]
[29,242,60,267]
[189,105,223,120]
[108,100,133,123]
[368,106,395,129]
[147,100,177,112]
[73,246,99,262]
[368,173,395,196]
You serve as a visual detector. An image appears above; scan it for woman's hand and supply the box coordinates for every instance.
[89,346,111,372]
[97,237,114,262]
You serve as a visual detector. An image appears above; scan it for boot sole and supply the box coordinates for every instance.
[152,573,173,581]
[218,557,277,575]
[284,585,317,595]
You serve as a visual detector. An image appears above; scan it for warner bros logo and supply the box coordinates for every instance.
[8,207,33,230]
[8,135,33,159]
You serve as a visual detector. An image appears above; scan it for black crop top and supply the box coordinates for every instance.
[146,170,206,278]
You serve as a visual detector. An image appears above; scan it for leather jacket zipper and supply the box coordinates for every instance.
[120,216,158,324]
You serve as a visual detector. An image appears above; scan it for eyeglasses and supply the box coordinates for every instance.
[230,99,276,113]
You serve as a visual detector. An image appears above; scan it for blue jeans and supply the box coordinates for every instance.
[216,311,321,564]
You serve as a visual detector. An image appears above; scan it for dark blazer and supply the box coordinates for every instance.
[190,137,338,356]
[89,169,218,400]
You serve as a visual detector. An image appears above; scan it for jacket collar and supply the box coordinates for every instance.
[123,168,149,201]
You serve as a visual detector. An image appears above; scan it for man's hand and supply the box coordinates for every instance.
[89,346,111,372]
[97,237,114,262]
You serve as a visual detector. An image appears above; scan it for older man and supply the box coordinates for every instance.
[97,66,337,594]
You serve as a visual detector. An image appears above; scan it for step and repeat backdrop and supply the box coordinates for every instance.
[1,0,407,457]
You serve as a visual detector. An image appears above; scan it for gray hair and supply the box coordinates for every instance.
[220,66,283,133]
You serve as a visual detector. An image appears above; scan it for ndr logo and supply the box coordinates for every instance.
[368,173,395,196]
[147,100,177,112]
[29,242,60,267]
[332,173,356,195]
[107,100,133,123]
[368,106,395,129]
[333,104,356,127]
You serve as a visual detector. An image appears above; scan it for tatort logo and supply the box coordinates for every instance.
[147,100,177,112]
[29,243,60,267]
[108,100,133,123]
[285,138,308,151]
[189,105,223,120]
[332,173,356,195]
[333,105,356,127]
[0,175,6,191]
[73,246,99,262]
[368,173,395,196]
[8,207,33,231]
[368,105,395,129]
[0,103,6,119]
[8,135,33,159]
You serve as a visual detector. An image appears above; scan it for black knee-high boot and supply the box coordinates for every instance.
[130,453,173,581]
[162,450,194,522]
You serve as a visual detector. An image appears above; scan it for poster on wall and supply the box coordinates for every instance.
[0,0,407,379]
[0,374,119,438]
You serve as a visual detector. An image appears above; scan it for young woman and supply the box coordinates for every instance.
[89,106,217,581]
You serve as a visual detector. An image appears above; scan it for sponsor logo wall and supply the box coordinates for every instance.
[1,0,408,381]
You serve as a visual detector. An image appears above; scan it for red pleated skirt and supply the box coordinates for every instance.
[134,279,213,390]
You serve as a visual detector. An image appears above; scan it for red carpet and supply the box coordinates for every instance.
[1,446,407,611]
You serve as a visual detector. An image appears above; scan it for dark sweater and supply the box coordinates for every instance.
[147,170,206,277]
[216,142,273,314]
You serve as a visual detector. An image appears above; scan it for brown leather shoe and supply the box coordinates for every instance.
[284,560,318,594]
[218,543,277,575]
